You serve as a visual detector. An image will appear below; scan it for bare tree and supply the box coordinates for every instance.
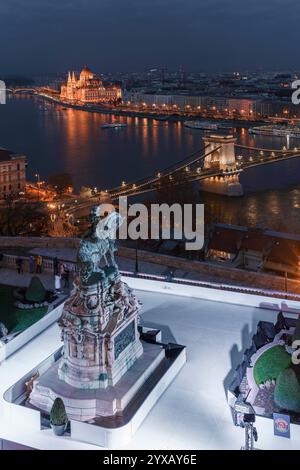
[0,198,48,236]
[47,212,78,238]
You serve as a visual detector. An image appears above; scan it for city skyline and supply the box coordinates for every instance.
[1,0,300,74]
[2,0,300,454]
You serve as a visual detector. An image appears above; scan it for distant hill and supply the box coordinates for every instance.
[0,76,35,87]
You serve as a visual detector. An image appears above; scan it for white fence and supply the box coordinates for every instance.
[3,341,186,449]
[124,274,300,314]
[0,301,65,362]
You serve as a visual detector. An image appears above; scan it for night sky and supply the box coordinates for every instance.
[1,0,299,74]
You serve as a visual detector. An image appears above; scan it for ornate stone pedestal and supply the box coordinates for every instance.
[57,270,143,390]
[29,268,151,417]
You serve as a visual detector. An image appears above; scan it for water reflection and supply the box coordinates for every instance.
[1,95,300,233]
[202,188,300,233]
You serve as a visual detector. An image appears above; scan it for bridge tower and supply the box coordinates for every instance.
[201,134,243,196]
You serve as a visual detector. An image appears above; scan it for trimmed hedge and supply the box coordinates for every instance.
[25,277,47,303]
[0,285,47,333]
[253,345,291,385]
[50,398,68,426]
[275,368,300,413]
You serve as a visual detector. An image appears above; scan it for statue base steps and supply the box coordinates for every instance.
[29,342,165,420]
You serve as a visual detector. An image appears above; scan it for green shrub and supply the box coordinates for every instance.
[274,368,300,413]
[25,276,46,303]
[253,345,291,385]
[50,398,68,426]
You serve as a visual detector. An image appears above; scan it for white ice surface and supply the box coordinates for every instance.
[0,288,296,450]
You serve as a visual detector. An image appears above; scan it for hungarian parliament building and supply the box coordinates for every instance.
[60,64,122,104]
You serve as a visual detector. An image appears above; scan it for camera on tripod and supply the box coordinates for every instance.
[233,396,258,449]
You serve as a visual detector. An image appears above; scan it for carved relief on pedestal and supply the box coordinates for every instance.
[105,338,114,367]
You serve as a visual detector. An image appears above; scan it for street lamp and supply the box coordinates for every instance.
[35,173,40,201]
[284,271,288,299]
[135,240,139,275]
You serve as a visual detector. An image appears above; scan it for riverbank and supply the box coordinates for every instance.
[14,90,265,128]
[4,92,300,232]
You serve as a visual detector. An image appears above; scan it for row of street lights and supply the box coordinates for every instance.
[125,101,253,117]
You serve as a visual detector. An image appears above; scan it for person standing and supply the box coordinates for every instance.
[59,262,65,276]
[54,273,62,293]
[16,257,23,274]
[29,255,35,274]
[53,257,59,275]
[63,266,70,289]
[53,256,59,276]
[36,255,43,274]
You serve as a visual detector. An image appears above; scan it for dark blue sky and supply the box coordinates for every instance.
[1,0,299,74]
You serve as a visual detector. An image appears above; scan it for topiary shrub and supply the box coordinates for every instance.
[274,368,300,413]
[25,276,47,303]
[50,398,68,426]
[253,345,291,385]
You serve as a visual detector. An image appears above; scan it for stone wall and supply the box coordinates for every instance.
[0,236,80,249]
[117,245,300,294]
[1,236,300,294]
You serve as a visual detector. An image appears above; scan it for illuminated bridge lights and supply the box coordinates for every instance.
[70,144,300,211]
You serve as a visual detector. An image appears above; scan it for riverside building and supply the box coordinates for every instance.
[0,148,27,199]
[60,64,122,104]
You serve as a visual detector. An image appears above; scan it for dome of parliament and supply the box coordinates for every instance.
[80,64,94,81]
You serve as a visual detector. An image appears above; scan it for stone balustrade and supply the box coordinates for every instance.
[0,253,76,274]
[1,236,300,299]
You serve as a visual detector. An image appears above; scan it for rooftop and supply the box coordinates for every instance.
[0,148,25,163]
[208,223,300,268]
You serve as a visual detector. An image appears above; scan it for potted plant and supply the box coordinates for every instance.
[50,397,68,436]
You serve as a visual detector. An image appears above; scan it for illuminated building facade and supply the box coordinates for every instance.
[60,65,122,104]
[0,149,27,199]
[124,91,256,117]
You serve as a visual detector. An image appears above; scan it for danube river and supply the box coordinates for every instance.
[2,94,300,233]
